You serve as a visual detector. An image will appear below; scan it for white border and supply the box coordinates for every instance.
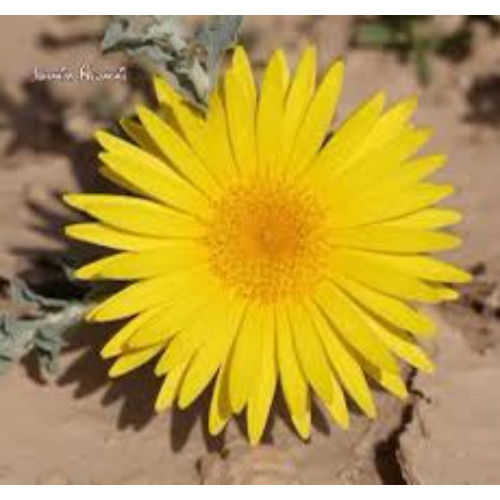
[2,483,500,491]
[0,4,499,15]
[1,8,500,491]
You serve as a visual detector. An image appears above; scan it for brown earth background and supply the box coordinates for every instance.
[0,16,499,484]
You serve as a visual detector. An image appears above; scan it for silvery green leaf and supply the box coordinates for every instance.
[101,17,128,53]
[195,15,243,82]
[8,277,69,309]
[0,278,88,379]
[101,15,243,108]
[148,15,187,47]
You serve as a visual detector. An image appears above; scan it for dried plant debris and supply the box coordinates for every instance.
[465,73,500,127]
[458,263,500,318]
[351,16,473,85]
[0,277,88,378]
[102,15,243,108]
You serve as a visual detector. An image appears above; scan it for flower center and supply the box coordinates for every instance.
[205,179,331,303]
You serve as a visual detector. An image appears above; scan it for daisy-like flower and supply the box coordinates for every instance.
[64,46,471,444]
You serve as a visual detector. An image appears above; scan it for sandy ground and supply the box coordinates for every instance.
[0,16,499,484]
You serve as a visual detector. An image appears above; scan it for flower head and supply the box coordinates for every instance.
[64,46,471,444]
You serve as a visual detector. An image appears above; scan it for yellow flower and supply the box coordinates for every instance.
[64,46,471,444]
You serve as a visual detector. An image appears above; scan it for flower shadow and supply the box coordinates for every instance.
[56,318,226,452]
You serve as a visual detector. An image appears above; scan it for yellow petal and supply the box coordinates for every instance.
[64,194,205,239]
[137,105,220,195]
[155,292,229,376]
[87,268,210,322]
[98,149,211,217]
[364,253,472,284]
[275,303,308,422]
[95,130,210,215]
[87,276,172,322]
[279,46,316,171]
[228,304,264,413]
[314,281,399,374]
[131,294,207,351]
[232,46,257,105]
[65,223,170,251]
[287,301,334,405]
[173,96,239,190]
[430,284,459,301]
[335,183,454,229]
[291,401,311,440]
[167,96,237,190]
[98,165,148,198]
[75,244,205,281]
[155,362,189,412]
[334,274,436,337]
[256,49,290,174]
[331,226,461,254]
[362,362,408,400]
[288,59,344,176]
[101,305,165,359]
[372,154,447,193]
[224,48,258,175]
[307,91,385,183]
[308,303,376,418]
[150,77,182,136]
[178,297,246,409]
[328,127,433,199]
[355,95,418,160]
[325,373,349,430]
[170,100,207,155]
[205,89,238,181]
[310,95,415,188]
[330,250,450,303]
[361,312,434,373]
[153,75,180,108]
[247,308,277,445]
[108,344,164,378]
[119,117,163,158]
[209,360,232,436]
[380,208,462,230]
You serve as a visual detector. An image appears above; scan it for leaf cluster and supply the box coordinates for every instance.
[102,15,243,107]
[0,278,87,378]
